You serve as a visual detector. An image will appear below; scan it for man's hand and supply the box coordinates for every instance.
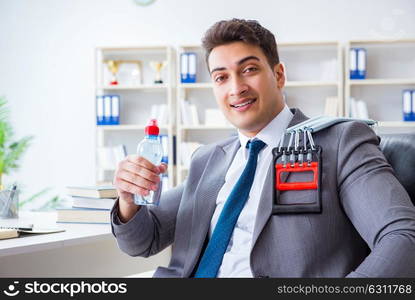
[113,155,168,223]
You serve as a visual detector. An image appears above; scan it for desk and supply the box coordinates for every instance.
[0,212,170,277]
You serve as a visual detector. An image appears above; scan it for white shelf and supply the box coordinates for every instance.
[178,83,212,89]
[95,45,175,187]
[285,81,339,87]
[180,125,235,130]
[349,79,415,86]
[348,39,415,45]
[97,124,169,131]
[377,121,415,128]
[97,84,169,90]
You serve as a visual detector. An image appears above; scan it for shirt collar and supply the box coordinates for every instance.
[238,105,294,160]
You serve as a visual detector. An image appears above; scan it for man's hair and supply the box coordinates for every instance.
[202,18,280,71]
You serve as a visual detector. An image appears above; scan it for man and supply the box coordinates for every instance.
[111,19,415,277]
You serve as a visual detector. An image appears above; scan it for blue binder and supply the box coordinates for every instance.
[356,48,367,79]
[180,52,197,83]
[412,90,415,121]
[96,95,104,125]
[110,95,120,125]
[350,48,366,80]
[187,52,197,83]
[403,90,412,121]
[159,134,169,164]
[103,95,112,125]
[349,48,358,79]
[180,53,189,83]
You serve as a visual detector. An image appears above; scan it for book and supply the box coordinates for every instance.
[189,104,200,125]
[0,228,19,240]
[71,196,116,210]
[56,207,110,224]
[66,186,118,199]
[0,225,64,239]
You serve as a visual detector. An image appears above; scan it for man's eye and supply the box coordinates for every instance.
[215,75,226,83]
[244,67,258,73]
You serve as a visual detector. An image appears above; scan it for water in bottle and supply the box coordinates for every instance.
[133,119,163,206]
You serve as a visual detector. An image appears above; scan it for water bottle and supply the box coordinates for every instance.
[133,119,163,206]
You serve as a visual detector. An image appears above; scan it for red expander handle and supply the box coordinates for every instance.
[275,162,319,191]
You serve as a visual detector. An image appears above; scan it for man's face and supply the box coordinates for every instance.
[208,41,285,137]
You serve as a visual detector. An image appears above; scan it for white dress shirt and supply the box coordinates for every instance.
[209,105,293,277]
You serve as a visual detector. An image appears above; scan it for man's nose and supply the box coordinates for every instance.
[229,76,248,97]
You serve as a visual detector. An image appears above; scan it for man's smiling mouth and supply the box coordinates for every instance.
[230,98,257,108]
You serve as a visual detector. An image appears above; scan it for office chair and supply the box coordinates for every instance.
[378,133,415,204]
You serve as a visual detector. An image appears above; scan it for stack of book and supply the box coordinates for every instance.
[56,186,118,224]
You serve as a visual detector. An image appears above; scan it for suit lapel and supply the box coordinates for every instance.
[183,138,240,276]
[251,108,309,251]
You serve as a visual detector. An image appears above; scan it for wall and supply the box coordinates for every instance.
[0,0,414,205]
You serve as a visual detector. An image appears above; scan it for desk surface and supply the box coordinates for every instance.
[0,211,112,257]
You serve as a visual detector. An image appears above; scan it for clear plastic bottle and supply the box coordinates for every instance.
[133,119,163,206]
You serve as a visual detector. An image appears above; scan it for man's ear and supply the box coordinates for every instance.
[273,63,285,89]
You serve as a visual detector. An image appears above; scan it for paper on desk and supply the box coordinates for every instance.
[19,227,66,234]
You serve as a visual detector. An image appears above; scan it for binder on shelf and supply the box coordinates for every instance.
[349,48,357,79]
[403,90,413,121]
[103,95,112,125]
[412,90,415,121]
[188,52,197,83]
[180,52,197,83]
[180,53,189,83]
[110,95,120,125]
[96,95,104,125]
[357,48,367,79]
[350,48,366,80]
[159,134,169,164]
[97,94,121,125]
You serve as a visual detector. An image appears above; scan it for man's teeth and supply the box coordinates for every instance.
[233,99,255,108]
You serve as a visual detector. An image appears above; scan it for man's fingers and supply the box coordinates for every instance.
[117,169,159,191]
[127,155,160,174]
[115,177,150,196]
[122,161,160,183]
[158,163,168,174]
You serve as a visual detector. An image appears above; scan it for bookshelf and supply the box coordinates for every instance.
[93,40,415,188]
[345,39,415,133]
[95,46,175,188]
[176,45,237,183]
[279,41,343,118]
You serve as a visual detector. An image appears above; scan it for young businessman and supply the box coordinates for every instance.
[111,19,415,277]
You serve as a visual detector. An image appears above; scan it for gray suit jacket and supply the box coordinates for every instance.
[111,108,415,277]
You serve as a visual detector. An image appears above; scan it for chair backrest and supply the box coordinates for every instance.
[378,133,415,204]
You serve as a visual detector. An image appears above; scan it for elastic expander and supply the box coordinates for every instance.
[272,116,376,214]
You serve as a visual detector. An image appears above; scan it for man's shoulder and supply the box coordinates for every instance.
[313,119,379,148]
[192,134,238,159]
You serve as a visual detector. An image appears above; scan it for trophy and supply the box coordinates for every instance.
[104,60,142,86]
[150,61,167,84]
[104,60,121,85]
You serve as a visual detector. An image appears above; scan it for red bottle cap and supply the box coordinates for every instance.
[145,119,159,136]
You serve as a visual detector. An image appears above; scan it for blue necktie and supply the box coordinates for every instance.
[194,139,266,278]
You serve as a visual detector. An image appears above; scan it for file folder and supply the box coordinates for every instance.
[180,52,197,83]
[103,95,112,125]
[188,52,197,83]
[96,96,104,125]
[180,53,189,83]
[111,95,120,125]
[357,48,367,79]
[349,48,358,79]
[403,90,412,121]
